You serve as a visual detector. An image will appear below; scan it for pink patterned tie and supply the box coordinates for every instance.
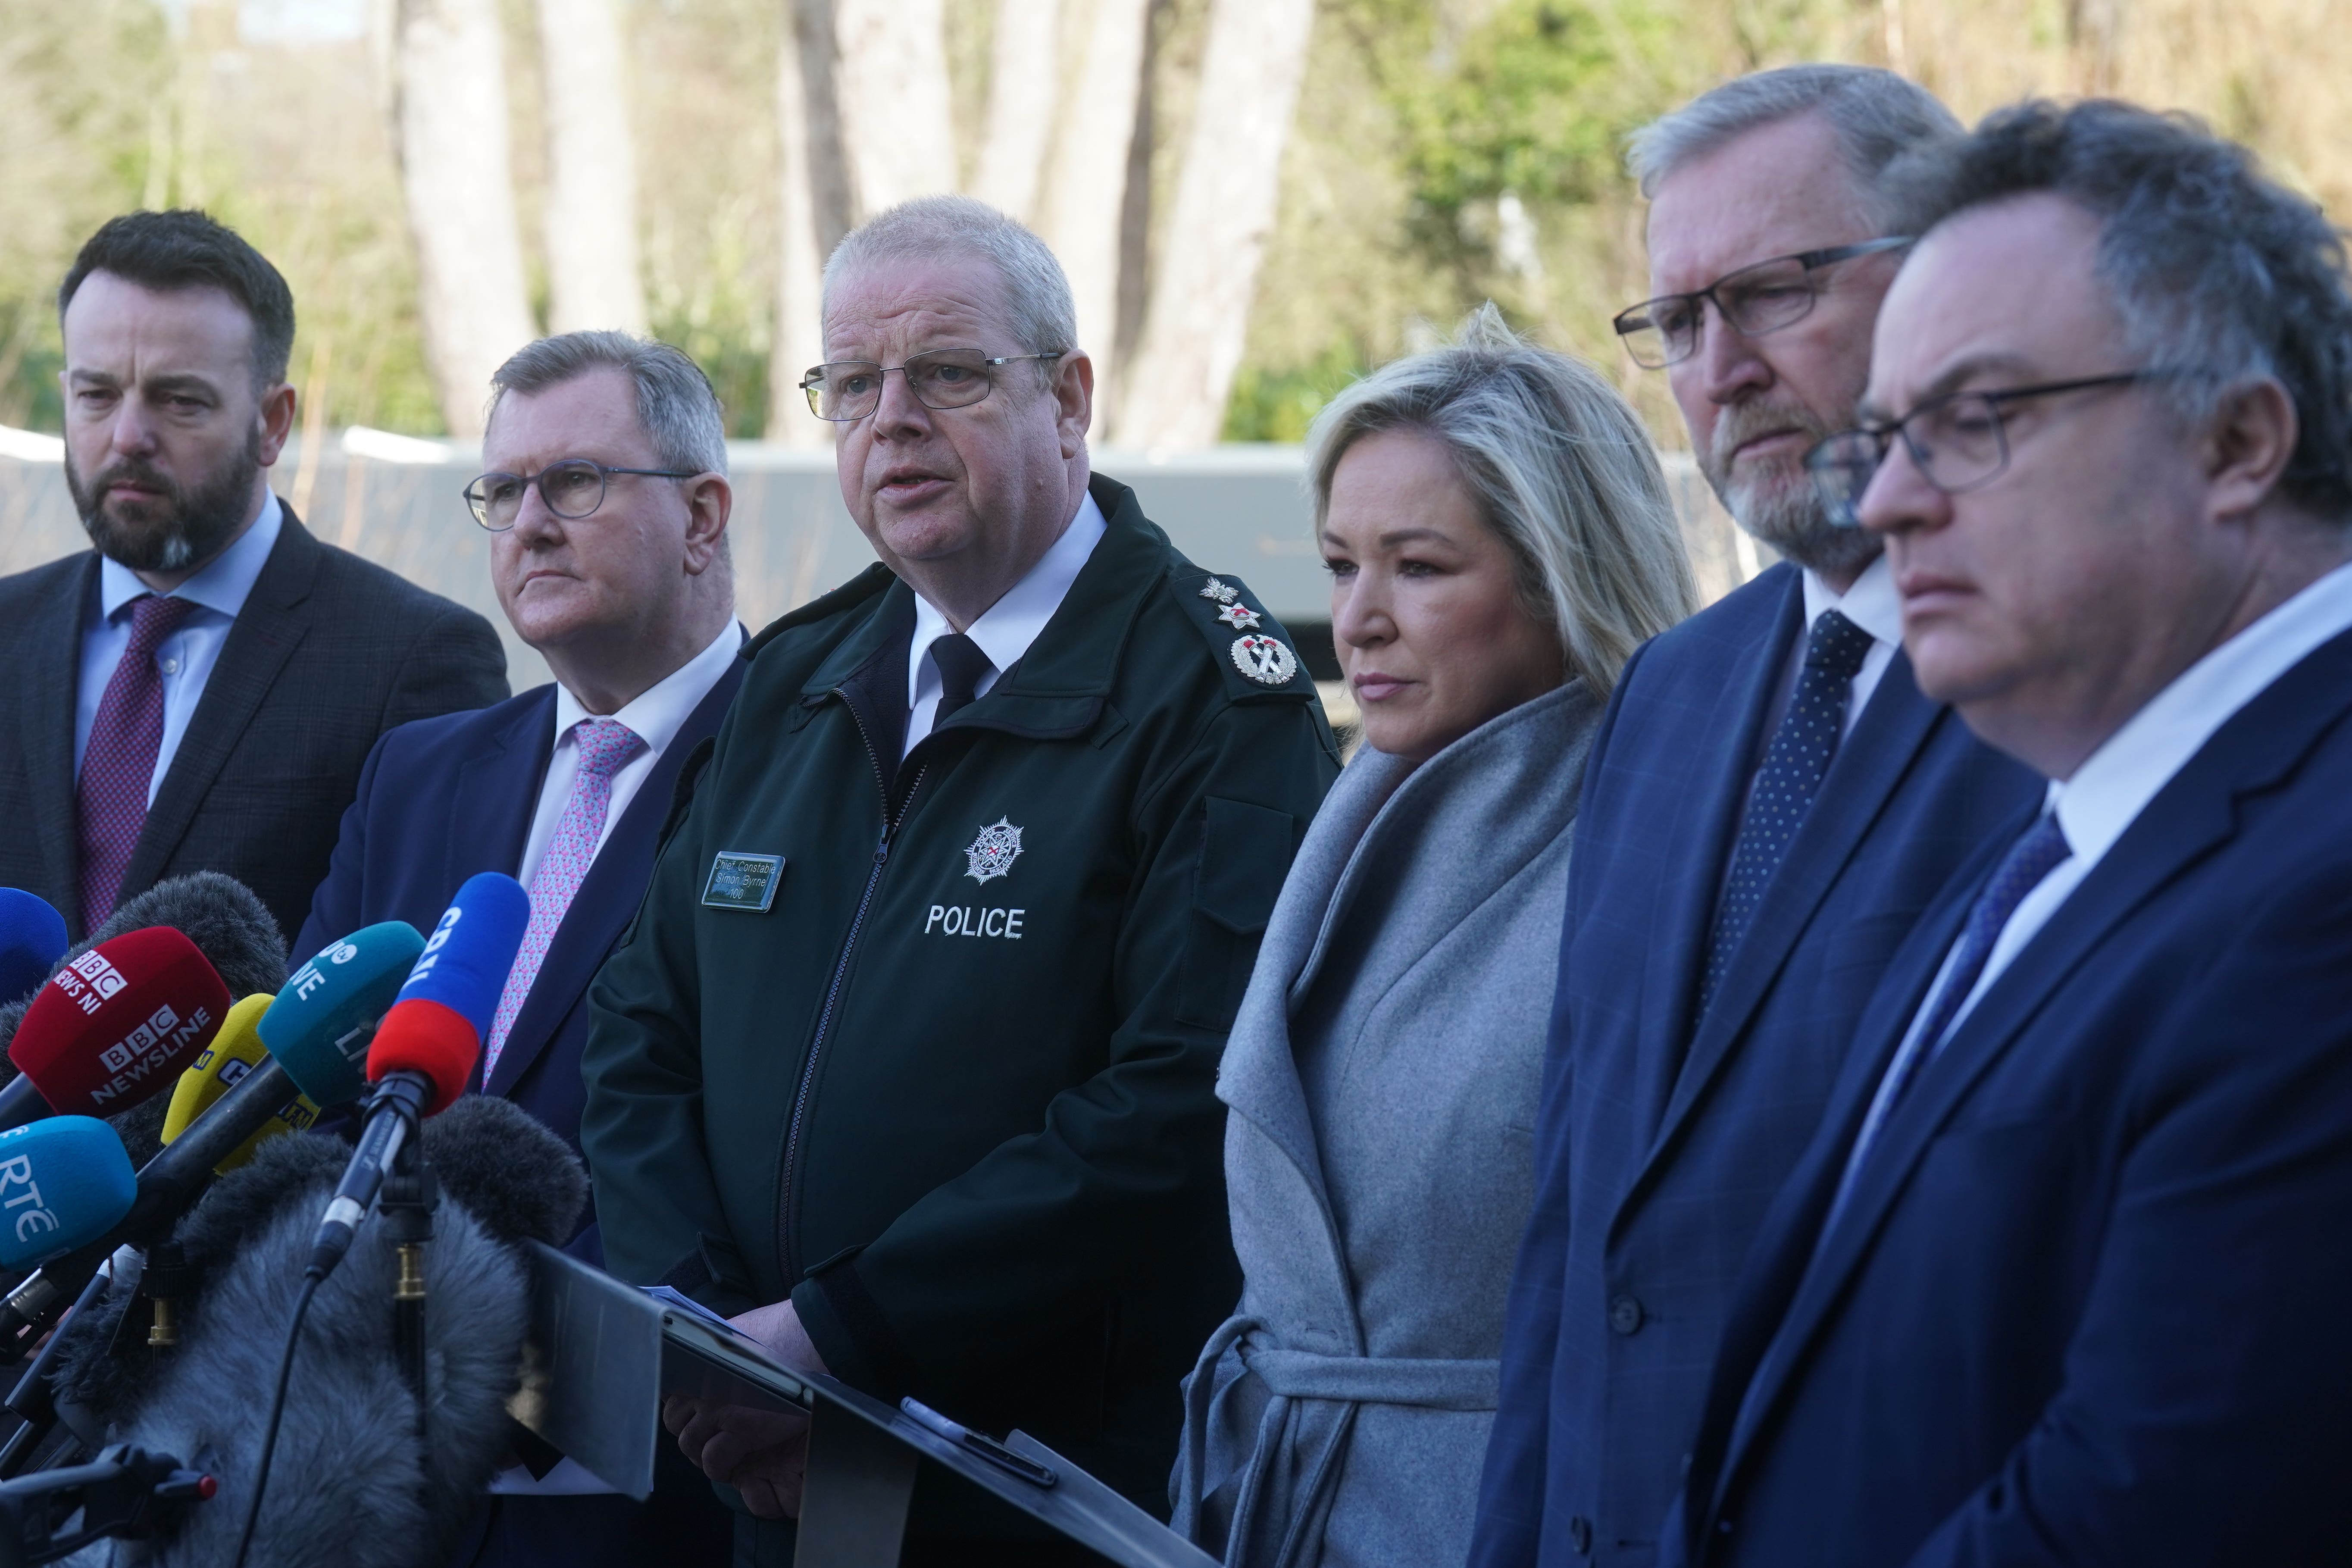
[484,718,647,1080]
[76,594,197,930]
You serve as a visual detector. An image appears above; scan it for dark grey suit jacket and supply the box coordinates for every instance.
[0,505,509,944]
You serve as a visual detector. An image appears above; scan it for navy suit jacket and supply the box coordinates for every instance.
[293,661,744,1200]
[1665,625,2352,1568]
[1473,564,2037,1568]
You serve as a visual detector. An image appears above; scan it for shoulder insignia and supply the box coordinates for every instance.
[1167,566,1314,698]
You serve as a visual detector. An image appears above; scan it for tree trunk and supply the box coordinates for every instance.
[1038,0,1151,403]
[767,0,837,445]
[831,0,956,219]
[1115,0,1314,450]
[535,0,647,334]
[970,0,1061,222]
[389,0,538,438]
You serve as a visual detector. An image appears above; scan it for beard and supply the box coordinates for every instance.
[66,427,265,574]
[1699,393,1882,582]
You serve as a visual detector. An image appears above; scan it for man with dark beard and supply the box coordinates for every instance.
[1471,67,2041,1568]
[0,210,507,943]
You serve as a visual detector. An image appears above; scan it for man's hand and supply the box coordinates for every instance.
[663,1398,811,1518]
[663,1299,833,1518]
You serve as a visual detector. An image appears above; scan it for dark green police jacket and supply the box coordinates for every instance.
[580,474,1340,1527]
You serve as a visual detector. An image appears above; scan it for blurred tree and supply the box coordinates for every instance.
[835,0,959,215]
[1117,0,1317,448]
[535,0,647,333]
[388,0,536,436]
[766,0,837,444]
[972,0,1063,220]
[1039,0,1154,402]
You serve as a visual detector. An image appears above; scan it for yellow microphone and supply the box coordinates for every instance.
[160,993,322,1174]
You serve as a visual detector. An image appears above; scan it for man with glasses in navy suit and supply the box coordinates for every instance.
[1664,98,2352,1568]
[1473,65,2039,1568]
[295,331,744,1567]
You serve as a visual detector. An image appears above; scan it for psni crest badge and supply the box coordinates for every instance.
[1230,634,1299,687]
[964,818,1025,884]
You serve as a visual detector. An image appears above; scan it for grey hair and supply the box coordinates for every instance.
[1306,305,1698,695]
[1889,99,2352,520]
[488,331,729,477]
[821,195,1076,382]
[1630,64,1961,232]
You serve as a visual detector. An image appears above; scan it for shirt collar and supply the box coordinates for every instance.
[2050,556,2352,865]
[99,490,283,622]
[907,490,1109,683]
[1800,551,1902,648]
[552,620,746,756]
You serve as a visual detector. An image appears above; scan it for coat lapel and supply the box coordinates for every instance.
[1623,572,1802,1137]
[23,556,96,928]
[1630,654,1944,1205]
[120,513,321,903]
[1217,745,1410,1207]
[1711,629,2352,1505]
[486,661,745,1098]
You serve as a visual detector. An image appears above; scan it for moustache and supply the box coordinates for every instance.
[87,460,180,504]
[1708,401,1836,470]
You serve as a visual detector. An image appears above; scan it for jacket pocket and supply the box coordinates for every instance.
[1176,797,1296,1030]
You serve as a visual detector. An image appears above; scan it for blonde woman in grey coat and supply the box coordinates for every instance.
[1172,307,1696,1568]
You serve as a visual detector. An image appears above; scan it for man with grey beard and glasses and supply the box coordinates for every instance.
[0,210,507,945]
[1472,66,2040,1568]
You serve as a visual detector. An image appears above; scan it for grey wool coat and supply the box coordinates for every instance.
[1173,679,1603,1568]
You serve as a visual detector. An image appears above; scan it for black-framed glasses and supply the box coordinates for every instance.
[799,348,1065,422]
[1613,238,1914,369]
[463,457,699,532]
[1804,371,2177,527]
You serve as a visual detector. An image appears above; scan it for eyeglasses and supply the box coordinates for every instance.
[799,348,1065,422]
[1612,238,1914,370]
[1804,371,2174,527]
[462,457,699,532]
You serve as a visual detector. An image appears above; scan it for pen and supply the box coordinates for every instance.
[899,1396,1059,1488]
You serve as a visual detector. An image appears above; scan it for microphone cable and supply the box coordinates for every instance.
[230,1271,321,1568]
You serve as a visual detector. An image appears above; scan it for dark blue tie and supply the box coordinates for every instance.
[1863,811,2071,1131]
[1699,609,1875,1016]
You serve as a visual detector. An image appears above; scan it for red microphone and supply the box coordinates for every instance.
[1,930,230,1131]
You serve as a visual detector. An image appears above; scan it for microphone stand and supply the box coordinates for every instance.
[376,1132,437,1409]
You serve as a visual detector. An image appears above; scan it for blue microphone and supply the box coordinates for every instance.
[258,922,430,1109]
[0,892,67,1008]
[308,876,530,1280]
[0,1117,137,1272]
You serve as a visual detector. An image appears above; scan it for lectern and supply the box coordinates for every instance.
[511,1242,1219,1568]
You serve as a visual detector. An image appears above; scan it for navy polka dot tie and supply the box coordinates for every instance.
[1698,608,1875,1017]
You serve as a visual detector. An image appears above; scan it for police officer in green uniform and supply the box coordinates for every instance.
[580,195,1341,1564]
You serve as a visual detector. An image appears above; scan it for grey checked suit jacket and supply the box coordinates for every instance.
[0,506,508,944]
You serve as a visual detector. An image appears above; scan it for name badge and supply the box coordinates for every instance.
[703,852,784,912]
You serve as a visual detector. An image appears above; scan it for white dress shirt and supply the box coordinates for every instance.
[1848,557,2352,1174]
[75,491,283,804]
[515,621,744,888]
[900,491,1107,757]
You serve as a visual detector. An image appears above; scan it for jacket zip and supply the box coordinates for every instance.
[775,698,928,1285]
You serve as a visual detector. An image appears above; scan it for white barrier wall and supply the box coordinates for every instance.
[0,432,1761,695]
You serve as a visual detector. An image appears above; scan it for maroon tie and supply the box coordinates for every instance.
[77,594,197,930]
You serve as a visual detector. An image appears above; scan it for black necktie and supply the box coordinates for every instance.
[1698,608,1876,1016]
[928,632,993,729]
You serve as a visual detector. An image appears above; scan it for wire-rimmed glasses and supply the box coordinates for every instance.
[463,457,698,532]
[799,348,1065,422]
[1803,372,2172,527]
[1612,238,1914,370]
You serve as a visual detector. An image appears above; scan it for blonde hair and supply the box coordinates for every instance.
[1306,305,1697,695]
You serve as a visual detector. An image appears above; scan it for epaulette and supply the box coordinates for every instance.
[1165,567,1318,700]
[744,562,895,660]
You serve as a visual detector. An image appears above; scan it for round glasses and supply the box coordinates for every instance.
[1804,372,2168,527]
[1613,238,1913,370]
[462,458,698,532]
[800,348,1064,422]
